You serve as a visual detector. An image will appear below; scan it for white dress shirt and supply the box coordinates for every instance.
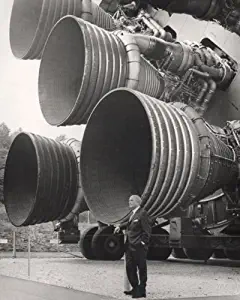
[129,206,140,221]
[129,206,145,245]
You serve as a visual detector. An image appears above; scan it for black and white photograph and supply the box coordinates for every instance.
[1,0,240,299]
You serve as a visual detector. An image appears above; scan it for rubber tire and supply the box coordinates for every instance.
[92,226,124,260]
[172,248,187,259]
[183,248,213,261]
[80,226,98,259]
[147,226,171,260]
[212,249,226,259]
[224,249,240,260]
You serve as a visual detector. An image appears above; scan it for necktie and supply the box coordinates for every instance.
[129,211,135,222]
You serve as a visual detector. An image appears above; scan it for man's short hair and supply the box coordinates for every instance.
[129,194,142,205]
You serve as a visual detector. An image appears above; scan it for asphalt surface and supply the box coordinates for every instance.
[0,275,115,300]
[1,275,240,300]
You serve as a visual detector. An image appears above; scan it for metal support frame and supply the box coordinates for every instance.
[152,217,240,250]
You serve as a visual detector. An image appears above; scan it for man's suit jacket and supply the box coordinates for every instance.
[120,207,152,250]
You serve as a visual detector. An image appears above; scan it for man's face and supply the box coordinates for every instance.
[129,196,140,209]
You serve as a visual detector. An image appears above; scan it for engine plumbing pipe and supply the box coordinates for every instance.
[4,132,87,227]
[145,0,240,37]
[128,34,234,85]
[133,35,234,86]
[99,0,119,14]
[147,0,220,20]
[80,88,238,225]
[9,0,116,60]
[38,15,233,127]
[38,16,164,126]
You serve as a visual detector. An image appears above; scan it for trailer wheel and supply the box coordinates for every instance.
[183,248,213,261]
[172,248,187,259]
[147,226,171,260]
[80,226,98,259]
[224,249,240,260]
[212,249,226,259]
[92,226,124,260]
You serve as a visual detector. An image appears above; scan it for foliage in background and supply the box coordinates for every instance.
[10,127,23,141]
[0,123,21,202]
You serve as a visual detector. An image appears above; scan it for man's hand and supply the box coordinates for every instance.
[114,225,121,234]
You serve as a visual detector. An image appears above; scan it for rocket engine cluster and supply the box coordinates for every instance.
[4,0,240,249]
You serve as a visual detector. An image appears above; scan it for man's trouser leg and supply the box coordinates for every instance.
[135,246,148,294]
[125,247,139,289]
[123,233,131,292]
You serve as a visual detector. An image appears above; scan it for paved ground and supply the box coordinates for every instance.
[1,274,240,300]
[175,298,240,300]
[0,275,115,300]
[1,255,240,299]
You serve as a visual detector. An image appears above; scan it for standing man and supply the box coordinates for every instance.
[114,195,152,298]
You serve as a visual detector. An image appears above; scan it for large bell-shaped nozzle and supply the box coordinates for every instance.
[80,88,238,224]
[3,132,86,227]
[38,16,165,126]
[9,0,116,60]
[58,138,89,225]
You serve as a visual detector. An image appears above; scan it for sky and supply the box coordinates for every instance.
[0,0,85,140]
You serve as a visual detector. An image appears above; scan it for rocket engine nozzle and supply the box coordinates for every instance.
[4,132,87,227]
[80,88,238,224]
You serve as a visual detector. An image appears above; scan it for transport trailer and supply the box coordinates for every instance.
[78,191,240,261]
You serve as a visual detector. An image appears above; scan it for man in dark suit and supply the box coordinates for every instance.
[114,195,152,298]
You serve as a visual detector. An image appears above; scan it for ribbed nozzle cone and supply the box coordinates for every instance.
[80,88,238,224]
[38,16,164,126]
[4,132,79,227]
[9,0,116,60]
[58,138,89,224]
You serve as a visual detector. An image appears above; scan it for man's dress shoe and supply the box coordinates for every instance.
[132,287,146,298]
[124,290,133,296]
